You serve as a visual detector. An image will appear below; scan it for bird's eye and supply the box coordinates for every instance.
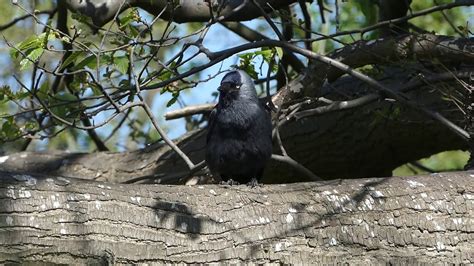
[220,82,240,91]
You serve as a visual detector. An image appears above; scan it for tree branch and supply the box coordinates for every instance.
[0,9,56,31]
[0,171,471,264]
[221,22,304,72]
[164,103,215,120]
[64,0,310,26]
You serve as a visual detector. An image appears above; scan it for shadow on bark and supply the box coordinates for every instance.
[153,200,202,239]
[242,177,427,264]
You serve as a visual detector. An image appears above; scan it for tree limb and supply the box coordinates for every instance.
[0,9,56,31]
[165,103,215,120]
[0,171,472,264]
[63,0,309,26]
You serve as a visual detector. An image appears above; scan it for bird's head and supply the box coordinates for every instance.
[218,70,257,104]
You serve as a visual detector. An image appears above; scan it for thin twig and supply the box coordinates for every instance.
[0,9,56,31]
[316,0,326,23]
[294,0,474,44]
[139,99,196,169]
[251,0,284,41]
[434,0,466,37]
[266,52,277,111]
[271,154,323,181]
[298,0,312,50]
[104,109,132,142]
[408,161,435,173]
[220,21,304,72]
[15,74,140,130]
[269,40,470,140]
[275,127,287,157]
[289,71,472,128]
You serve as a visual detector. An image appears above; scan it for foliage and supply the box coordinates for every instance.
[393,150,469,176]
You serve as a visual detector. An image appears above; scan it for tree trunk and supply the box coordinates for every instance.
[0,171,472,264]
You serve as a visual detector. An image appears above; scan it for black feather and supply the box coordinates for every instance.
[206,70,272,185]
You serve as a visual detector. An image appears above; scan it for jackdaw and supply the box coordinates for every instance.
[205,70,273,186]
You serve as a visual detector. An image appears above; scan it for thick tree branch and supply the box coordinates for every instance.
[305,34,474,95]
[63,0,309,26]
[292,70,473,120]
[0,171,472,264]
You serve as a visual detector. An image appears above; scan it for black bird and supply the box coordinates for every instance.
[205,70,272,186]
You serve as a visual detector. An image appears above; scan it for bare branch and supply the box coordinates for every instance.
[140,100,196,169]
[64,0,310,26]
[307,0,474,41]
[1,171,471,264]
[271,154,323,181]
[164,104,215,120]
[0,9,56,31]
[221,22,304,72]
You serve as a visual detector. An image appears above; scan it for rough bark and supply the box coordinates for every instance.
[63,0,307,26]
[301,34,474,97]
[0,171,472,264]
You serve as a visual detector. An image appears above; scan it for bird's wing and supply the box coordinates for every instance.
[206,105,218,144]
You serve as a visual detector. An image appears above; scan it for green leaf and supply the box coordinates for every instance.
[119,8,141,38]
[72,54,97,70]
[119,9,135,29]
[10,36,37,58]
[237,52,258,79]
[128,24,140,38]
[19,47,44,70]
[2,117,20,139]
[19,58,31,70]
[24,120,39,132]
[37,82,50,99]
[0,85,29,103]
[49,92,80,123]
[157,71,172,83]
[17,35,41,50]
[255,47,274,63]
[237,47,279,78]
[119,79,131,88]
[54,91,77,102]
[60,51,83,70]
[10,31,54,60]
[166,90,180,107]
[0,86,11,103]
[166,96,177,107]
[275,47,284,59]
[71,12,94,25]
[114,56,129,74]
[354,1,377,26]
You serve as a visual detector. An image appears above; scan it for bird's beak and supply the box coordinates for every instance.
[218,83,229,92]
